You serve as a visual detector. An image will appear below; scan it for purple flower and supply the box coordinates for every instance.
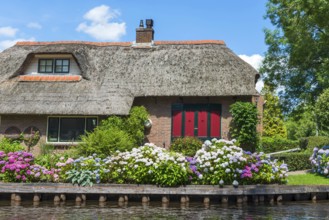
[16,175,21,179]
[8,157,15,163]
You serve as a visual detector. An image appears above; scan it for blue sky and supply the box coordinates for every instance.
[0,0,270,90]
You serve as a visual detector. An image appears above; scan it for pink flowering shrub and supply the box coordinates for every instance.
[0,151,59,182]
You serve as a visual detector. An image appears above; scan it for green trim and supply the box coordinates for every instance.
[54,59,70,73]
[38,59,53,73]
[47,116,98,143]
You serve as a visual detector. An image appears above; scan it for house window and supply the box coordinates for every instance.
[38,59,70,74]
[172,104,221,140]
[47,117,97,143]
[38,59,53,73]
[55,59,70,73]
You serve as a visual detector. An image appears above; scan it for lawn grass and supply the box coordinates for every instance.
[287,173,329,185]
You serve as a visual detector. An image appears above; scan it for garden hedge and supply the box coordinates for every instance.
[271,152,311,171]
[261,137,299,153]
[299,136,329,152]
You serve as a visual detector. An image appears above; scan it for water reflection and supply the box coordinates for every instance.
[0,200,328,219]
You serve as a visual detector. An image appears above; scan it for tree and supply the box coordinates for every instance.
[261,0,329,113]
[262,86,287,138]
[315,88,329,132]
[285,109,317,140]
[230,102,259,152]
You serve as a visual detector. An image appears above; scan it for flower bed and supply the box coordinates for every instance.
[0,139,288,187]
[310,147,329,175]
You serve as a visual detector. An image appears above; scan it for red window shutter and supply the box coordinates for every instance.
[172,110,182,137]
[198,110,208,137]
[184,110,195,136]
[210,110,221,137]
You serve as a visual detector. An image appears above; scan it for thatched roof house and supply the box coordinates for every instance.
[0,19,260,149]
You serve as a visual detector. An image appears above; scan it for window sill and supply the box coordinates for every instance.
[46,142,80,146]
[19,75,81,82]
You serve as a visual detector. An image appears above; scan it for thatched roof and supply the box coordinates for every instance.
[0,40,259,115]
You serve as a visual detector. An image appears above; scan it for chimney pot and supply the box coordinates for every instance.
[146,19,153,28]
[136,19,154,44]
[139,20,144,28]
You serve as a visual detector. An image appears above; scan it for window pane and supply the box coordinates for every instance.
[55,66,62,72]
[55,59,70,73]
[56,60,62,65]
[39,59,53,73]
[62,66,69,72]
[48,118,59,142]
[39,66,46,72]
[86,118,97,132]
[63,60,69,65]
[59,118,85,142]
[46,66,53,72]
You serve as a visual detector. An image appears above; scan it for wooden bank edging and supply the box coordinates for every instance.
[1,183,329,195]
[3,183,329,203]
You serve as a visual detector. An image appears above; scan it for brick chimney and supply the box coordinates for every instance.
[136,19,154,43]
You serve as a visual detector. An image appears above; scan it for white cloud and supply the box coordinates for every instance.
[27,22,42,29]
[76,5,126,41]
[255,79,264,93]
[0,26,18,37]
[0,38,35,52]
[239,54,264,71]
[239,54,264,93]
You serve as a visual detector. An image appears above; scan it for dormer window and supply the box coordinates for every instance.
[21,54,82,81]
[38,59,70,74]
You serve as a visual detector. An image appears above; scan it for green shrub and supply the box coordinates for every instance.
[271,152,311,171]
[77,106,149,157]
[35,153,62,170]
[79,127,134,157]
[99,106,149,147]
[39,143,55,155]
[170,137,202,157]
[260,136,299,153]
[230,101,259,152]
[0,138,25,153]
[301,136,329,152]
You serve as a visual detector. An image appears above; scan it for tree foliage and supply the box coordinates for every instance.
[261,0,329,112]
[229,102,259,152]
[315,88,329,131]
[262,86,287,138]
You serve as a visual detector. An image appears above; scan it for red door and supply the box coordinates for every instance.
[172,110,182,137]
[184,110,195,136]
[210,110,221,137]
[198,110,208,137]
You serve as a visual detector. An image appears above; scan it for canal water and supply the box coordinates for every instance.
[0,200,328,220]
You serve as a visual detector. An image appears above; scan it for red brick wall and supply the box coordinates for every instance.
[0,96,255,153]
[0,115,47,154]
[133,96,251,148]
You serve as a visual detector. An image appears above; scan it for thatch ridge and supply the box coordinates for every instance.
[0,41,259,115]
